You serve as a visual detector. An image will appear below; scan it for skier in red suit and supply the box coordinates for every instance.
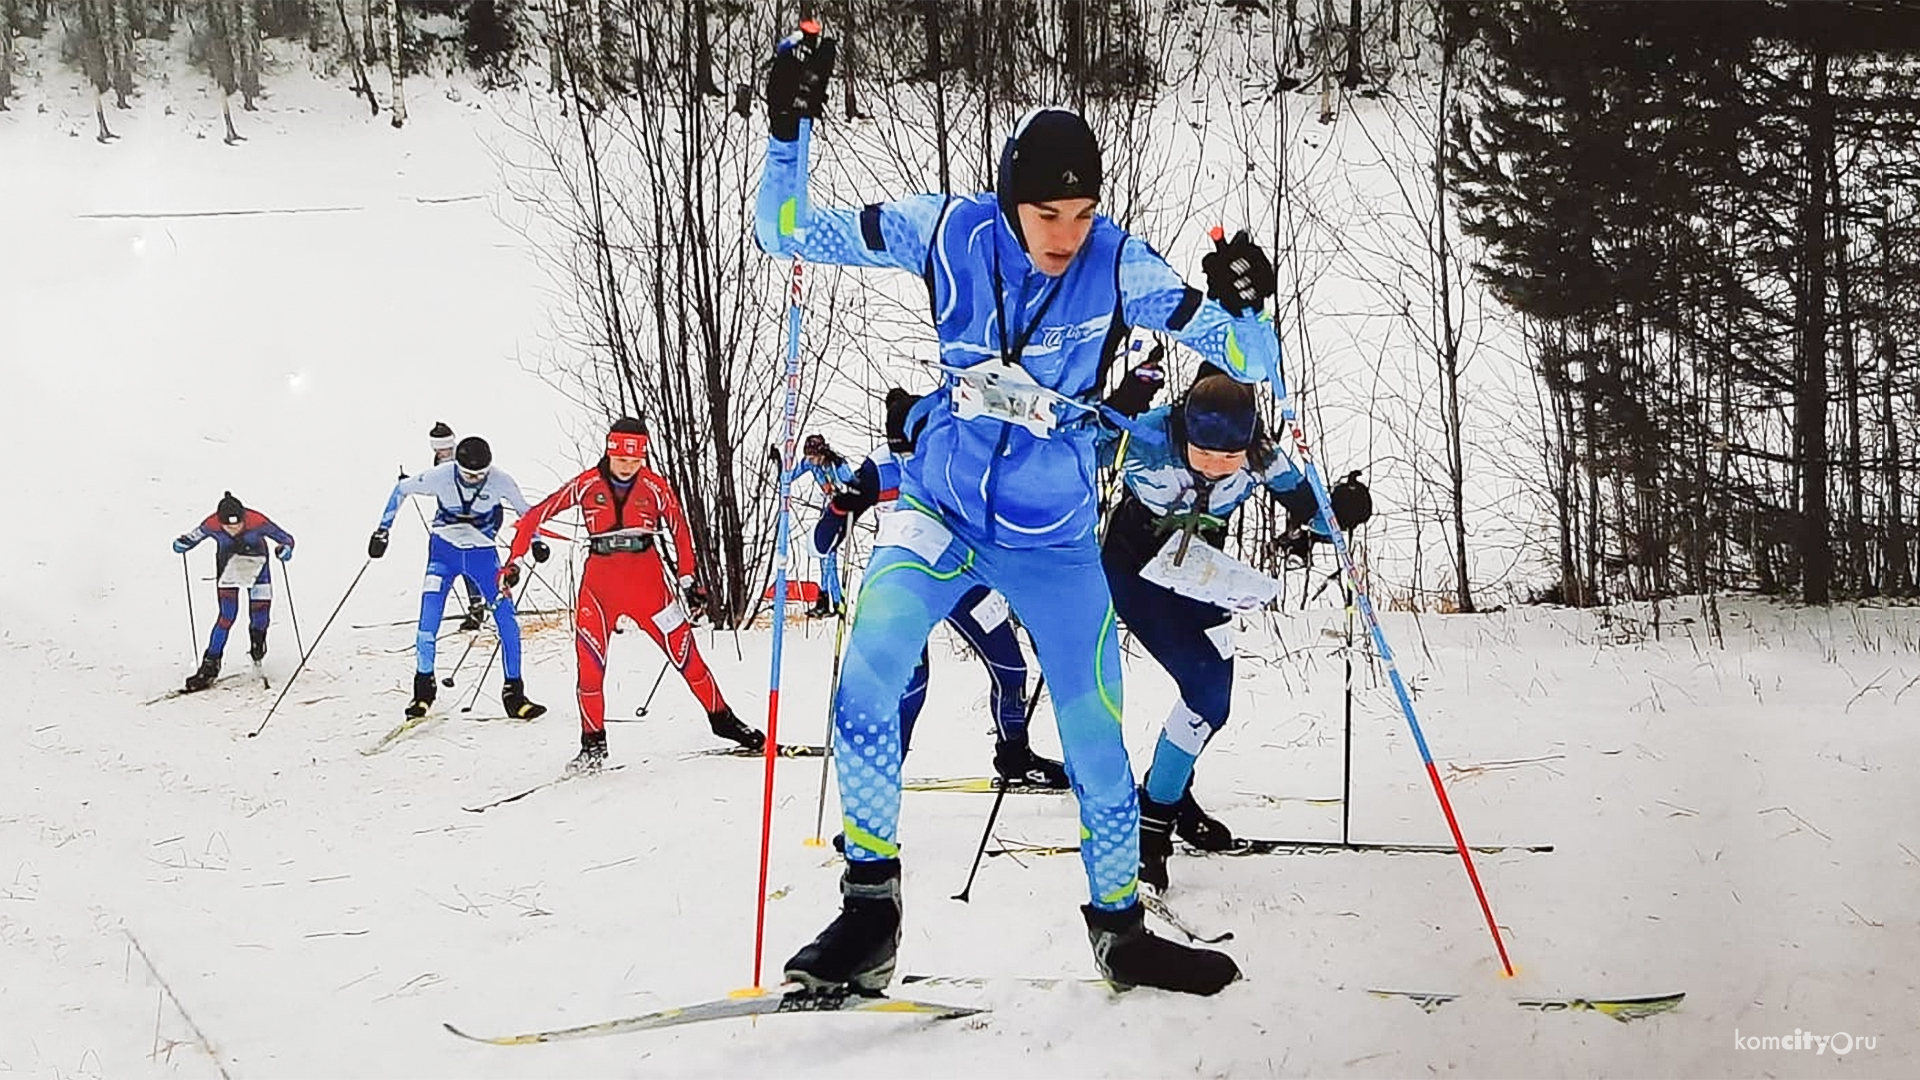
[505,417,765,772]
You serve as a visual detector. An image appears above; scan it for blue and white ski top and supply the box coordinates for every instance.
[1103,406,1312,521]
[755,130,1281,549]
[376,461,530,549]
[788,458,856,499]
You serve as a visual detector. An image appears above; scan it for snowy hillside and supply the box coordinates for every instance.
[4,55,1917,1080]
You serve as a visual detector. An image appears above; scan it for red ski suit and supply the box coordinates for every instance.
[508,461,728,735]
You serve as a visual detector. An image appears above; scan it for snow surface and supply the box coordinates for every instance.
[4,52,1918,1080]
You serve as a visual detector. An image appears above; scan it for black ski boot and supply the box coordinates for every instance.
[806,593,834,619]
[502,678,547,720]
[1083,901,1241,996]
[1174,784,1236,852]
[993,738,1071,789]
[458,596,486,632]
[567,729,608,774]
[1138,788,1178,892]
[708,707,766,752]
[785,858,901,993]
[183,653,222,693]
[248,627,268,663]
[405,671,436,719]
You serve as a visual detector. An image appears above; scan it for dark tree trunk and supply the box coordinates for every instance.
[1796,47,1832,604]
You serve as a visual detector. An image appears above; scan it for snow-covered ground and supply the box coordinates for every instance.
[4,53,1917,1080]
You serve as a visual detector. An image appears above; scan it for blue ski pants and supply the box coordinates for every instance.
[417,535,523,680]
[834,500,1136,910]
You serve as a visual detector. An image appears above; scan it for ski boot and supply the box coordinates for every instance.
[785,858,902,993]
[806,593,834,619]
[1138,787,1178,892]
[993,738,1071,789]
[1083,901,1240,996]
[1174,784,1236,852]
[458,596,487,632]
[566,729,608,775]
[405,671,436,719]
[248,627,268,664]
[182,653,222,693]
[502,678,547,720]
[708,706,766,752]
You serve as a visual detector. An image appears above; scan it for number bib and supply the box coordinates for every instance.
[949,362,1059,440]
[1139,533,1278,612]
[218,554,268,589]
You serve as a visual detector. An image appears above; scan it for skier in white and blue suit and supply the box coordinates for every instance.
[1101,369,1368,889]
[755,26,1283,996]
[366,435,547,723]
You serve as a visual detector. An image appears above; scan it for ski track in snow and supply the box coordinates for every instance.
[3,52,1917,1080]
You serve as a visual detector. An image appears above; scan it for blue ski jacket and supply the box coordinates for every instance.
[755,129,1280,548]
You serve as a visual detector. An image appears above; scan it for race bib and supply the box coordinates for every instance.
[653,601,687,634]
[1139,533,1279,612]
[949,361,1058,439]
[875,509,952,567]
[970,590,1010,633]
[219,554,268,589]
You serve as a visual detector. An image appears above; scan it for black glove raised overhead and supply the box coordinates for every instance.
[766,23,836,142]
[530,538,551,563]
[1104,344,1167,418]
[1202,228,1276,317]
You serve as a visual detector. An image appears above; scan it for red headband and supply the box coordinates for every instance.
[607,432,648,459]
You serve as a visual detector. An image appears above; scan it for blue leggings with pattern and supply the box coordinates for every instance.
[834,504,1136,910]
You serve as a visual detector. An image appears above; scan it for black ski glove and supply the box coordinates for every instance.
[1280,528,1315,563]
[500,563,522,591]
[685,581,710,614]
[1202,228,1276,317]
[1331,470,1372,530]
[368,528,389,559]
[1104,345,1167,418]
[530,538,551,563]
[766,23,836,142]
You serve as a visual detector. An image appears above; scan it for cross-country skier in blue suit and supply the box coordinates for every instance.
[1101,368,1367,889]
[793,433,857,617]
[367,435,547,722]
[755,25,1284,996]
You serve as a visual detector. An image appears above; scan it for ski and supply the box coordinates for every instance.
[463,764,628,813]
[144,672,248,704]
[443,985,984,1045]
[987,838,1553,858]
[683,743,830,759]
[1369,988,1685,1022]
[903,776,1071,795]
[902,974,1111,991]
[1140,890,1233,945]
[361,711,443,755]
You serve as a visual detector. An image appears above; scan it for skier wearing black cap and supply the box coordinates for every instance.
[172,492,296,691]
[369,435,545,721]
[420,421,488,631]
[753,25,1285,996]
[1101,369,1371,889]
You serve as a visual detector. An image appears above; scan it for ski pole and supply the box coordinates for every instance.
[250,559,372,738]
[442,632,482,688]
[952,673,1046,902]
[281,561,306,661]
[805,523,858,845]
[1279,405,1513,976]
[634,659,669,716]
[753,105,818,988]
[1340,563,1354,847]
[459,640,501,714]
[180,552,198,662]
